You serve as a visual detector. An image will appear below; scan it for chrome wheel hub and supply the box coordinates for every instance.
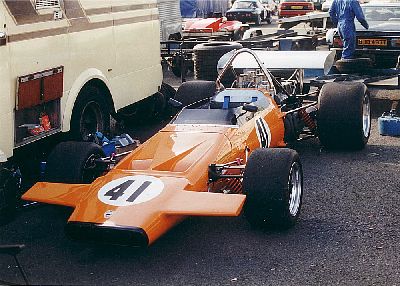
[362,94,371,138]
[288,162,302,217]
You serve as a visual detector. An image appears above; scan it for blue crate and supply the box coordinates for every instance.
[378,113,400,136]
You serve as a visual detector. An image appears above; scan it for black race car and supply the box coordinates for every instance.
[226,0,272,25]
[330,2,400,68]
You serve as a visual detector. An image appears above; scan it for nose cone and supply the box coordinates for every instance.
[65,222,149,247]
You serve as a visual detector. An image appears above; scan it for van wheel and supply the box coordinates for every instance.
[318,82,371,150]
[71,85,110,141]
[243,148,303,229]
[45,142,105,184]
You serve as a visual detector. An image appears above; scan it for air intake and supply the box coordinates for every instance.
[35,0,60,10]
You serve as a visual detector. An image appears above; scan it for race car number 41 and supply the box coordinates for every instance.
[98,175,164,206]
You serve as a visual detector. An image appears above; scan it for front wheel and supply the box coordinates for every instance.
[45,142,105,184]
[243,148,303,229]
[318,82,371,150]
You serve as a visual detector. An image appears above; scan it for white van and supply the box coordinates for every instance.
[0,0,163,217]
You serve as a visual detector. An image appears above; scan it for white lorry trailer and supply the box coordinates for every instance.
[0,0,164,221]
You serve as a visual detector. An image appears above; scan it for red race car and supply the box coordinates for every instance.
[278,0,314,18]
[183,17,249,41]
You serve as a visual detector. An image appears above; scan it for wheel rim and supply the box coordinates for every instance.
[288,161,302,217]
[362,94,371,138]
[80,101,103,139]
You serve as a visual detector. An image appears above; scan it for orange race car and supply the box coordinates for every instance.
[22,49,371,247]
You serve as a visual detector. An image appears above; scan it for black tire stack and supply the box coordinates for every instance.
[193,42,243,83]
[335,58,372,74]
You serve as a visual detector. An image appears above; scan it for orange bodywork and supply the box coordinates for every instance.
[22,89,286,246]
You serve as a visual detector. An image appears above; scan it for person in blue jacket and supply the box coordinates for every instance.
[329,0,369,59]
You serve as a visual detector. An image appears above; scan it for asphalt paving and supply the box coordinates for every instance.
[1,20,400,286]
[1,112,399,286]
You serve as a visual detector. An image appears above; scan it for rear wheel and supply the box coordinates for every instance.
[243,148,303,229]
[45,142,105,184]
[318,82,371,150]
[175,80,216,107]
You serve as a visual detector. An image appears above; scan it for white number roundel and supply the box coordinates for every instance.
[97,175,164,207]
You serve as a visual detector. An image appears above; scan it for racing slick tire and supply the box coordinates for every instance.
[317,82,371,150]
[243,148,303,229]
[70,85,110,141]
[175,80,216,107]
[193,42,242,82]
[335,58,372,74]
[45,141,105,184]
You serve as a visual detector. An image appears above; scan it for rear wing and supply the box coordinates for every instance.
[277,12,332,30]
[217,50,336,79]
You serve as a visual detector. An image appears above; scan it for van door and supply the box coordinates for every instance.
[0,5,12,158]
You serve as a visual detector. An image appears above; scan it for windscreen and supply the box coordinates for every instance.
[356,5,400,31]
[233,1,256,9]
[282,0,310,2]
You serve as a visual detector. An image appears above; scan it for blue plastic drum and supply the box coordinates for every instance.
[378,113,400,136]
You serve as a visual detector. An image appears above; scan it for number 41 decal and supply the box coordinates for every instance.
[98,175,164,207]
